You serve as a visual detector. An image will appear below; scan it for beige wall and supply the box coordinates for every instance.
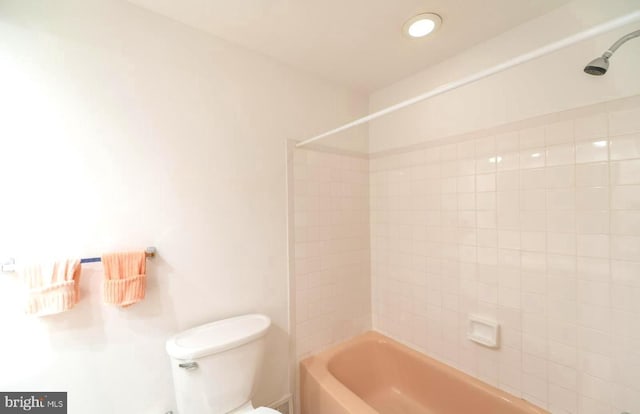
[370,96,640,413]
[0,1,367,413]
[369,0,640,153]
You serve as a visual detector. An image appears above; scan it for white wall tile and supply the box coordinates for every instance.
[523,353,548,378]
[577,235,609,258]
[580,373,613,405]
[521,189,546,210]
[579,351,612,381]
[521,169,547,189]
[521,149,546,169]
[611,211,640,235]
[520,231,547,252]
[546,165,575,188]
[524,374,548,404]
[497,170,520,191]
[477,156,497,173]
[521,211,547,232]
[546,143,575,166]
[576,140,609,164]
[498,152,520,171]
[548,211,576,233]
[611,160,640,185]
[548,232,576,255]
[549,384,578,413]
[294,149,370,360]
[547,189,575,210]
[477,173,497,192]
[576,163,609,187]
[612,185,640,210]
[611,236,640,261]
[611,260,640,287]
[368,102,640,414]
[576,211,609,235]
[610,133,640,161]
[576,187,608,211]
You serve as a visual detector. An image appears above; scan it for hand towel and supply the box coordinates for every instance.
[101,251,146,307]
[19,258,82,316]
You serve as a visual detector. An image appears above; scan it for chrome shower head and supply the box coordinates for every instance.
[584,56,609,76]
[583,29,639,76]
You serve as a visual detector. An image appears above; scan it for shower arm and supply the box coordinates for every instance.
[602,29,640,58]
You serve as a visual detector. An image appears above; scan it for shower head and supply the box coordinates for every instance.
[584,56,609,76]
[584,29,640,76]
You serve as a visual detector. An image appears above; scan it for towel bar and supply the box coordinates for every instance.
[80,246,157,263]
[1,246,157,272]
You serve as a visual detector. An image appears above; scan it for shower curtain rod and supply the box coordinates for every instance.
[295,10,640,148]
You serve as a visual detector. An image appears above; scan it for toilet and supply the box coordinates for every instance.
[166,314,280,414]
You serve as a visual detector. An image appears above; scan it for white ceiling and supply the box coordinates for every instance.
[125,0,571,92]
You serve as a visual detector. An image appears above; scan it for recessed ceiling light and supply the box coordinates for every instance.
[403,13,442,38]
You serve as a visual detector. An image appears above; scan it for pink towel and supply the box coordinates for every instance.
[19,259,82,316]
[101,251,146,307]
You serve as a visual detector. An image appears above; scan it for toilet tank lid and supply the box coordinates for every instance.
[166,314,271,360]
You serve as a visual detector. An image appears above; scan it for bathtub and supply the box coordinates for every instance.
[300,331,548,414]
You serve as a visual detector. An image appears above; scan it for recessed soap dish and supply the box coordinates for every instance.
[467,315,500,348]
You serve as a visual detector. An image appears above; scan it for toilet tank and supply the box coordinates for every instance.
[166,314,271,414]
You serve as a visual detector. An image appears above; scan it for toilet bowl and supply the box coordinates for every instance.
[166,314,280,414]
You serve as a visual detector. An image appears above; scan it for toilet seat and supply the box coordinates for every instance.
[229,401,280,414]
[250,408,280,414]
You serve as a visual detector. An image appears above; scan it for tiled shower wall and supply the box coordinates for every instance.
[370,97,640,414]
[292,148,370,360]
